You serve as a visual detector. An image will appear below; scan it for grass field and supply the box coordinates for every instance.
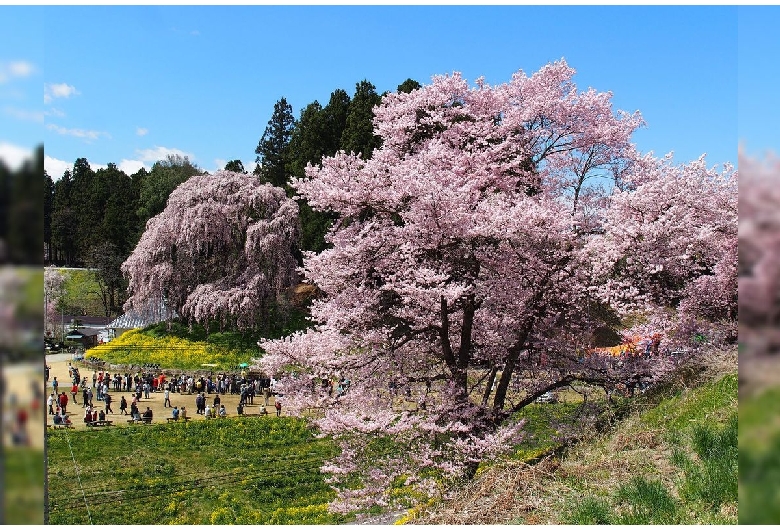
[3,448,45,524]
[46,416,350,524]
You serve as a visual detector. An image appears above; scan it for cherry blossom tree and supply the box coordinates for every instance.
[738,151,780,383]
[256,60,736,512]
[44,267,65,338]
[122,171,300,332]
[586,153,738,349]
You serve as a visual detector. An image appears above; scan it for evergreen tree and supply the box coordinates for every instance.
[129,166,148,240]
[340,80,382,159]
[96,163,137,256]
[68,157,100,262]
[7,145,45,264]
[136,154,202,227]
[397,78,422,94]
[254,97,296,189]
[322,88,351,155]
[287,101,326,179]
[44,170,54,263]
[51,170,77,265]
[224,159,246,173]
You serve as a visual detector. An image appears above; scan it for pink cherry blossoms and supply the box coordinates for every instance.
[739,151,780,386]
[256,60,737,512]
[122,171,300,331]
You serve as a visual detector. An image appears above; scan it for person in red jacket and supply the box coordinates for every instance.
[58,392,69,414]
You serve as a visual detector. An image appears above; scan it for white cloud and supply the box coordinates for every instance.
[45,107,66,118]
[207,158,258,174]
[44,154,151,179]
[44,82,79,104]
[0,60,36,84]
[44,155,72,180]
[118,159,147,175]
[136,127,148,136]
[47,123,110,141]
[9,61,35,78]
[190,30,200,36]
[3,106,44,123]
[136,146,195,163]
[0,142,33,171]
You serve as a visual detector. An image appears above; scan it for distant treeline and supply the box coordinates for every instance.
[43,77,420,315]
[1,145,43,265]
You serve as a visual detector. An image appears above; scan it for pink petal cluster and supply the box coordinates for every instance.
[739,151,780,357]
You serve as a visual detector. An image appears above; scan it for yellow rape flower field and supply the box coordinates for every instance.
[85,329,254,370]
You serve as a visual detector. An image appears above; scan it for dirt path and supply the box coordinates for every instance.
[2,360,45,449]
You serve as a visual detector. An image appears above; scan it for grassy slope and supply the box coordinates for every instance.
[410,347,738,525]
[739,384,780,524]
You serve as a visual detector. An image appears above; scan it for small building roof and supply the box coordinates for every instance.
[65,327,101,339]
[108,298,176,330]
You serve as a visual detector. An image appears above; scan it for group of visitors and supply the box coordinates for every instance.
[83,405,107,424]
[165,372,277,398]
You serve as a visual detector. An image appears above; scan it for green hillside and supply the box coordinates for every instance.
[411,347,738,525]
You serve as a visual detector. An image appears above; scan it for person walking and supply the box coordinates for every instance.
[71,383,79,404]
[52,376,59,394]
[275,400,282,417]
[104,393,114,414]
[164,388,171,408]
[119,395,128,415]
[47,392,55,415]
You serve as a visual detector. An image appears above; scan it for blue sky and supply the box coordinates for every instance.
[0,5,768,178]
[738,6,780,159]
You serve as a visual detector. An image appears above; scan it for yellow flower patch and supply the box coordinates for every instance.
[85,329,252,370]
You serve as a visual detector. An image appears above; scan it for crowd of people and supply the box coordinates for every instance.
[44,362,289,427]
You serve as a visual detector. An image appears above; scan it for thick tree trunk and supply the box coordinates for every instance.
[439,296,469,394]
[492,318,535,411]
